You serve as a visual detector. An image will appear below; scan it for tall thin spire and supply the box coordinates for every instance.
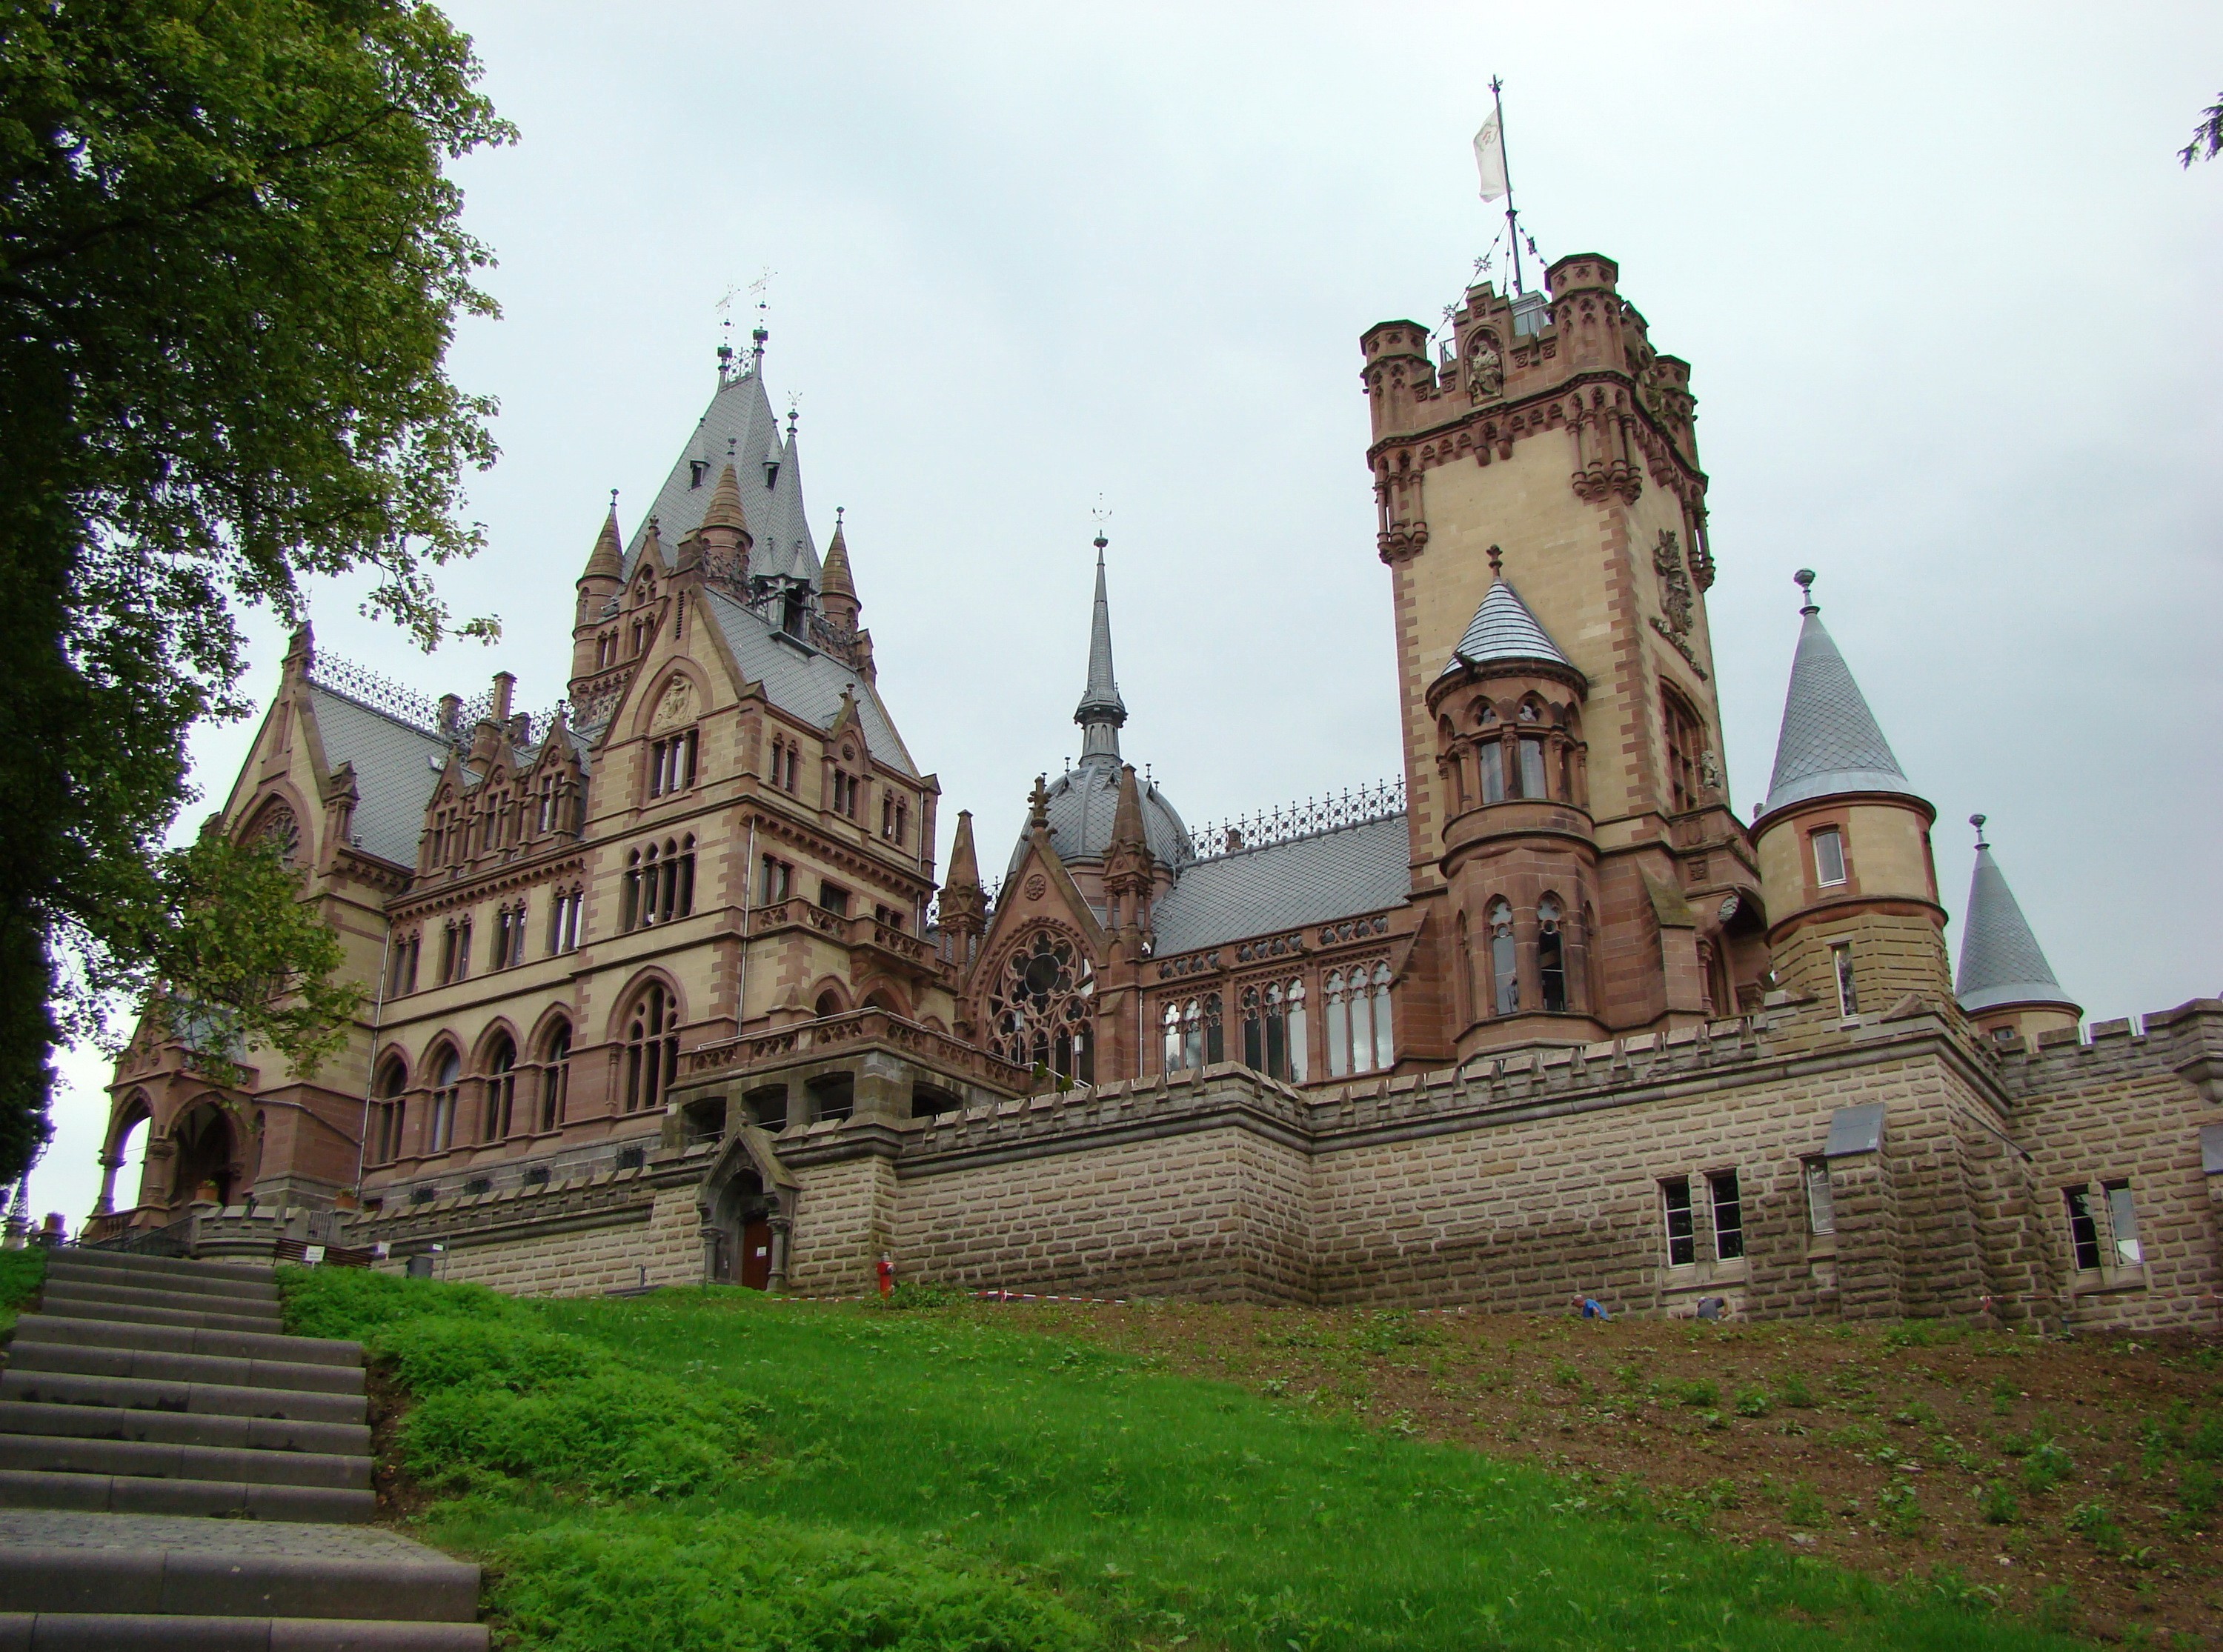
[1957,815,2076,1016]
[1074,530,1126,761]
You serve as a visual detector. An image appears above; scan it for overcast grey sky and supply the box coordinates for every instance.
[39,2,2223,1223]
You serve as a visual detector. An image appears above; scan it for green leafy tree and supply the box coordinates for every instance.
[0,0,511,1180]
[2184,91,2223,167]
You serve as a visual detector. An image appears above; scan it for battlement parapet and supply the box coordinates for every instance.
[1990,998,2223,1102]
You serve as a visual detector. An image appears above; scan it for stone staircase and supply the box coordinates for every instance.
[0,1248,485,1648]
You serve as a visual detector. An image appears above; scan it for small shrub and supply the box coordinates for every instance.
[1979,1482,2019,1525]
[1784,1479,1827,1527]
[2033,1585,2077,1634]
[2188,1412,2223,1462]
[2067,1499,2124,1553]
[1612,1362,1646,1391]
[1924,1564,1998,1613]
[1892,1399,1939,1430]
[877,1280,969,1310]
[2176,1460,2219,1521]
[1350,1310,1436,1354]
[1733,1388,1771,1418]
[278,1264,522,1342]
[1549,1359,1583,1390]
[1876,1479,1922,1536]
[1988,1376,2019,1416]
[2021,1441,2074,1495]
[1775,1372,1815,1408]
[0,1247,44,1337]
[1675,1379,1718,1409]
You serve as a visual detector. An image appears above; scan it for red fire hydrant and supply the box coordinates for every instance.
[875,1253,894,1299]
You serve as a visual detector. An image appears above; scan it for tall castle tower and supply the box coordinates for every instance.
[1362,256,1764,1055]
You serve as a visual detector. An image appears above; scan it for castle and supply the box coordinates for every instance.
[90,243,2222,1330]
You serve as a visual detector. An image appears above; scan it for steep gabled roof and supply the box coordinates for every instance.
[700,589,917,776]
[1150,814,1412,956]
[625,370,815,584]
[1761,589,1919,816]
[304,685,447,866]
[1957,827,2076,1013]
[1441,576,1574,676]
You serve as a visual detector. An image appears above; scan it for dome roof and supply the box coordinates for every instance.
[1006,753,1192,882]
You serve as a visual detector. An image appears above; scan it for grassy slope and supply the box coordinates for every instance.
[405,1287,2081,1652]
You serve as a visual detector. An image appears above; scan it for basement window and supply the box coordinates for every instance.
[1661,1177,1695,1267]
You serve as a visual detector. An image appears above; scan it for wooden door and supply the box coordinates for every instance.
[740,1220,774,1290]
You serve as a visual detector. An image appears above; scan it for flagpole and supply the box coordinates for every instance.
[1489,76,1524,296]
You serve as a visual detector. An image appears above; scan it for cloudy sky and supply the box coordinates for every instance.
[39,2,2223,1221]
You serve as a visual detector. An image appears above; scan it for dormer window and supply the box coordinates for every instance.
[782,590,805,637]
[688,459,708,488]
[831,770,861,820]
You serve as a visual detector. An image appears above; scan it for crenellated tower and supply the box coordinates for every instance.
[1362,254,1761,1047]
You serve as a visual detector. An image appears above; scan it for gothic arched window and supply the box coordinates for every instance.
[623,983,679,1113]
[1324,967,1386,1078]
[988,929,1094,1084]
[483,1033,516,1142]
[428,1047,461,1154]
[538,1022,571,1131]
[369,1056,407,1165]
[249,802,300,868]
[1241,979,1307,1083]
[1538,895,1568,1013]
[1163,993,1222,1073]
[1488,899,1518,1016]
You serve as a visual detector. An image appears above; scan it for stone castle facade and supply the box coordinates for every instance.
[90,246,2222,1330]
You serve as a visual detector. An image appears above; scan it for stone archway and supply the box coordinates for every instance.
[695,1128,799,1290]
[169,1101,241,1208]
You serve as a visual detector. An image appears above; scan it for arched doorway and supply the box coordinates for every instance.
[710,1169,775,1290]
[170,1102,238,1208]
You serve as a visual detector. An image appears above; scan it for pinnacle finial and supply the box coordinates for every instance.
[1794,568,1818,615]
[1970,813,1988,849]
[1487,544,1504,578]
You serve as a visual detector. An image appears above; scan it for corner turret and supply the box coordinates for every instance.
[1956,814,2079,1045]
[820,507,860,633]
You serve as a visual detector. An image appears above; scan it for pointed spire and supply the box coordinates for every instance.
[1074,531,1127,760]
[1956,815,2076,1014]
[637,516,667,571]
[1760,570,1919,816]
[1029,774,1051,830]
[948,809,980,887]
[821,506,860,630]
[1441,546,1575,676]
[581,497,624,585]
[938,809,988,939]
[701,462,749,537]
[1109,762,1148,853]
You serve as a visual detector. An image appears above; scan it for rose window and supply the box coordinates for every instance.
[988,929,1095,1084]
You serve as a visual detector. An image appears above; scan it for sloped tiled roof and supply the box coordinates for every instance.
[1150,814,1411,956]
[1441,578,1574,676]
[701,590,917,776]
[1761,609,1919,815]
[1957,839,2075,1013]
[623,370,819,590]
[305,686,447,866]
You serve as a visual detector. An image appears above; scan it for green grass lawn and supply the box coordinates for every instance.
[0,1245,44,1337]
[285,1274,2087,1651]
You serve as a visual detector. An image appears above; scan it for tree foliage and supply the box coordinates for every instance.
[2183,92,2223,167]
[0,0,511,1179]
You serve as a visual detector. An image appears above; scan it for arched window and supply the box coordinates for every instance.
[538,1022,571,1131]
[1366,962,1392,1069]
[987,929,1094,1084]
[369,1056,407,1165]
[625,837,696,930]
[623,984,679,1113]
[250,802,300,868]
[483,1033,516,1142]
[428,1048,461,1153]
[1538,895,1568,1013]
[1662,687,1707,813]
[1240,979,1306,1082]
[1488,899,1518,1015]
[1163,994,1222,1073]
[1324,967,1386,1078]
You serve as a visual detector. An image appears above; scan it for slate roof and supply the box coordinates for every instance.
[1761,608,1920,816]
[622,370,819,591]
[1150,813,1412,956]
[305,685,448,867]
[1441,577,1574,676]
[1009,754,1192,882]
[1957,841,2075,1013]
[701,590,917,776]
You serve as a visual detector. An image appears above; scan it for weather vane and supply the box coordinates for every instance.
[1090,495,1111,549]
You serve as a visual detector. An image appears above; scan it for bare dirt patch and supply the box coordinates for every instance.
[981,1301,2222,1645]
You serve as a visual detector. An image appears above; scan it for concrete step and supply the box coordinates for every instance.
[8,1315,356,1368]
[0,1612,488,1649]
[0,1431,370,1491]
[0,1469,373,1522]
[0,1370,366,1428]
[0,1401,367,1458]
[4,1342,363,1397]
[0,1522,476,1617]
[49,1250,278,1288]
[37,1285,282,1332]
[44,1262,278,1307]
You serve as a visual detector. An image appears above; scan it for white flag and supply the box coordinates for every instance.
[1473,113,1509,202]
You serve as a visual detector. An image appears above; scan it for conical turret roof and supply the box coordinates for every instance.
[820,509,856,602]
[1761,576,1921,816]
[1441,570,1574,676]
[1956,821,2076,1013]
[581,504,623,584]
[946,809,980,890]
[700,462,749,536]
